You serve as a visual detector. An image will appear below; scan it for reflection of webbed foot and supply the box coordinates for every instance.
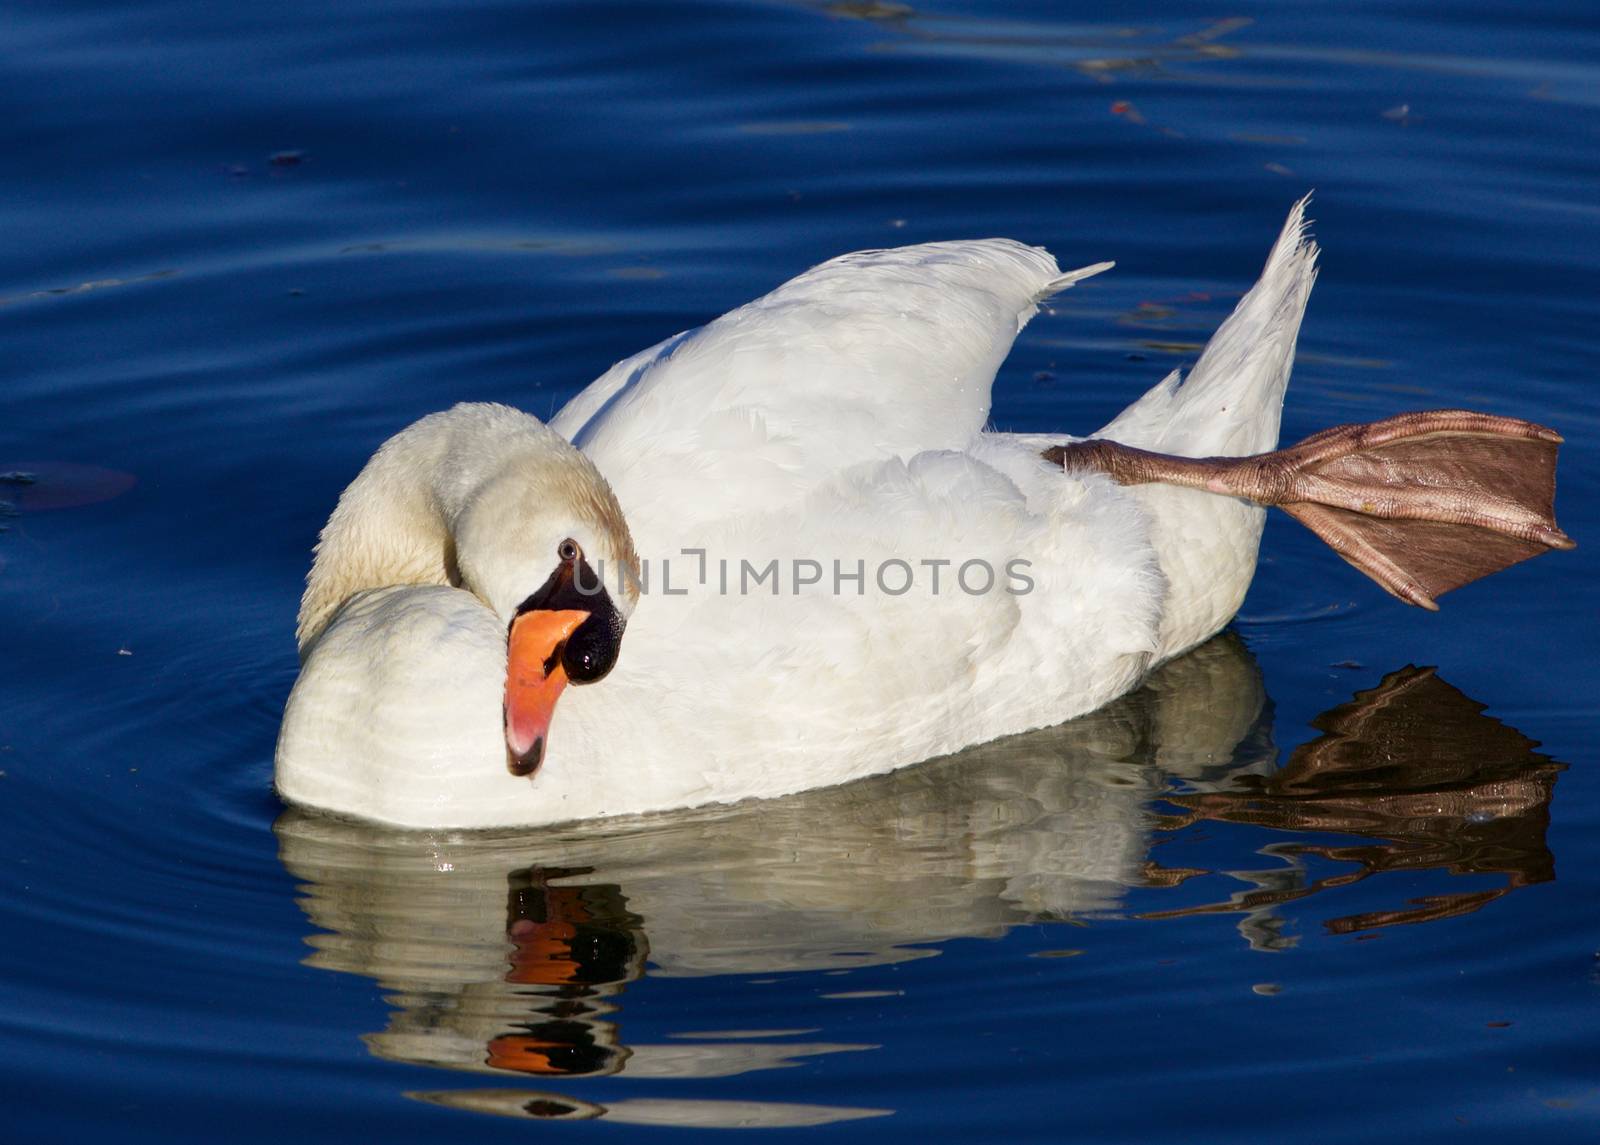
[1145,665,1561,936]
[1049,410,1573,608]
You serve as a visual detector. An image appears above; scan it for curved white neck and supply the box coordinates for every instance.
[296,405,562,655]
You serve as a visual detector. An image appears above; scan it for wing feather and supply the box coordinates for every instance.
[552,241,1108,543]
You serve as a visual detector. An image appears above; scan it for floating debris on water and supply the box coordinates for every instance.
[0,463,137,511]
[825,0,914,20]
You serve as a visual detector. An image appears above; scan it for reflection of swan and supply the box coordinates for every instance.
[276,199,1570,828]
[412,1090,893,1128]
[1147,666,1562,939]
[274,635,1558,1124]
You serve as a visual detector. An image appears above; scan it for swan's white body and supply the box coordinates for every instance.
[276,202,1318,828]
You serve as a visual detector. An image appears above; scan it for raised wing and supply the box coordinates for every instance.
[552,241,1109,543]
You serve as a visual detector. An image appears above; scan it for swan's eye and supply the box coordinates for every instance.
[558,539,581,563]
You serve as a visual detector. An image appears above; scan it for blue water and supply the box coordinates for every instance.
[3,1,1598,1140]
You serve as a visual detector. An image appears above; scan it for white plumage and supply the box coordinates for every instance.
[276,199,1319,828]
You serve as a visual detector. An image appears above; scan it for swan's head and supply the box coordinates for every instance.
[453,442,640,777]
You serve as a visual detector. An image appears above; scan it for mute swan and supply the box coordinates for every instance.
[275,199,1570,828]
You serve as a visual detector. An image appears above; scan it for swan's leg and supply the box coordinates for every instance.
[1045,410,1574,610]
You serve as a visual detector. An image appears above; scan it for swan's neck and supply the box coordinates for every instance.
[296,404,552,655]
[297,474,451,656]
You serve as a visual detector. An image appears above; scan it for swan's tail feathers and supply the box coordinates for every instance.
[1037,260,1115,301]
[1097,194,1320,457]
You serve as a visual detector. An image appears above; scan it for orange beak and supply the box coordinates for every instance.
[504,608,590,776]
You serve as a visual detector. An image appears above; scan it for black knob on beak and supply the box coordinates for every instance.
[562,600,624,684]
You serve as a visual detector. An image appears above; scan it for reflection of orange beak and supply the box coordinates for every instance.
[504,609,590,776]
[486,1033,577,1075]
[486,1031,619,1077]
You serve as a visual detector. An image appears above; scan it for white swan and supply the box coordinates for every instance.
[276,199,1569,828]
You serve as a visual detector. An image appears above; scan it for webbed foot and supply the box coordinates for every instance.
[1047,410,1573,609]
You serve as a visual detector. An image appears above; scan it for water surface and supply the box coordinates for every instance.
[2,1,1598,1140]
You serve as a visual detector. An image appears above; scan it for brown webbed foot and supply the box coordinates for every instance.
[1046,410,1574,609]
